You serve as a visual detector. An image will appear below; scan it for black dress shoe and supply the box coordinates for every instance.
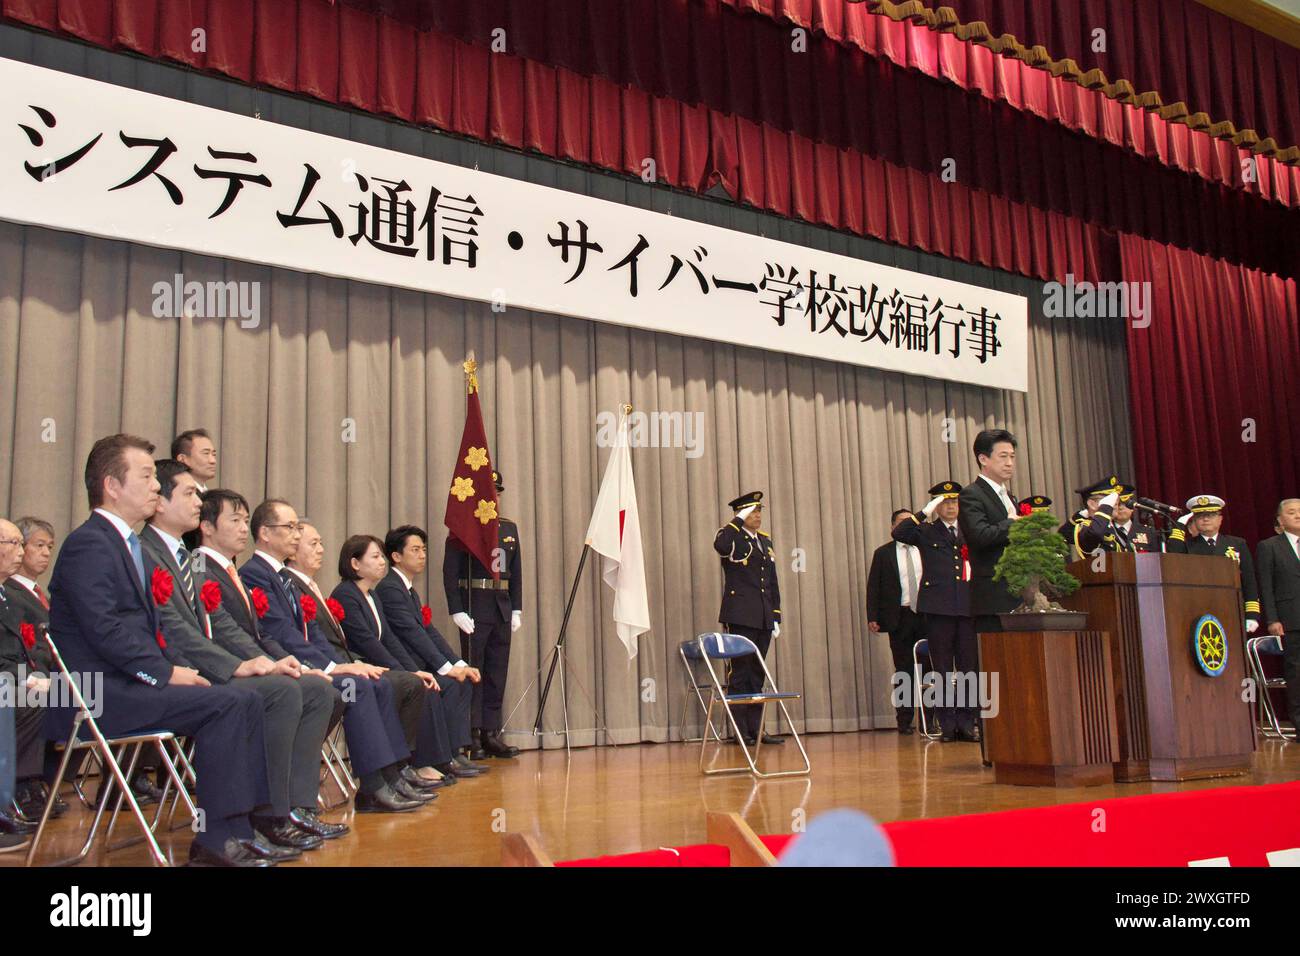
[255,817,325,851]
[481,731,519,758]
[16,781,63,820]
[355,784,423,813]
[897,726,914,736]
[188,837,275,867]
[0,808,38,836]
[400,766,447,790]
[290,807,350,840]
[438,761,482,779]
[940,730,958,743]
[760,734,785,745]
[242,834,302,862]
[130,775,165,806]
[392,779,437,803]
[467,730,488,761]
[956,728,981,743]
[454,754,490,773]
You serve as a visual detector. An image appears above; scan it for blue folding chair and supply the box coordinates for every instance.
[1246,635,1294,739]
[693,632,809,778]
[678,639,728,743]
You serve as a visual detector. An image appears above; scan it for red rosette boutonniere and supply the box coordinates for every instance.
[422,605,433,627]
[959,544,971,583]
[1017,502,1033,517]
[960,544,969,562]
[20,622,36,651]
[301,593,318,623]
[156,628,167,649]
[326,598,345,623]
[151,566,174,606]
[199,580,222,613]
[250,586,270,619]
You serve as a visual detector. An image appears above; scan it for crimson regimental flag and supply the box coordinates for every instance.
[443,358,500,578]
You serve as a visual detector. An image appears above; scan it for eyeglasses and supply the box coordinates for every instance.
[0,538,22,547]
[264,523,302,533]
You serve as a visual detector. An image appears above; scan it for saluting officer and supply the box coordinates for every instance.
[1168,494,1261,634]
[892,481,979,743]
[713,491,783,747]
[1069,476,1140,560]
[443,469,522,759]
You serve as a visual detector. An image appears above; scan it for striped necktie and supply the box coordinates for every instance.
[176,545,197,609]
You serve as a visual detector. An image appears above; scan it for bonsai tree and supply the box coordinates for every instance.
[993,509,1081,613]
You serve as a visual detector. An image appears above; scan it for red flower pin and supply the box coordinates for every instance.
[1018,502,1033,516]
[156,628,167,649]
[199,580,222,613]
[326,598,345,623]
[301,593,318,623]
[250,586,270,619]
[422,605,433,627]
[20,622,36,651]
[151,566,174,606]
[960,544,969,561]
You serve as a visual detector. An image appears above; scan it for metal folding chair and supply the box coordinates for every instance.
[25,633,191,867]
[318,723,356,809]
[678,639,727,743]
[1246,635,1294,740]
[912,639,942,740]
[694,632,810,778]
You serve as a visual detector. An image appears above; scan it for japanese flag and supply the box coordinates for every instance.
[585,410,651,658]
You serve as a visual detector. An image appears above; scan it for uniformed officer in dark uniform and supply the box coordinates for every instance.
[1168,494,1262,634]
[443,469,522,759]
[1068,476,1140,560]
[713,491,783,747]
[891,481,979,742]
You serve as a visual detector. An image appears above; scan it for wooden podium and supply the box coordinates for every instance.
[1062,552,1255,781]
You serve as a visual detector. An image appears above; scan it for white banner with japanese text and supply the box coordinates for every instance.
[0,58,1028,391]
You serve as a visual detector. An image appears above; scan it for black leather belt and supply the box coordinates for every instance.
[459,577,510,591]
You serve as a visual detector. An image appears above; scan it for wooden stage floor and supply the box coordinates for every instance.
[9,730,1300,867]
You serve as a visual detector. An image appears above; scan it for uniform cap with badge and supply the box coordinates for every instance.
[1185,494,1225,514]
[729,490,763,520]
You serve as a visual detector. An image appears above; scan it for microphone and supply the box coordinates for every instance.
[1133,496,1184,516]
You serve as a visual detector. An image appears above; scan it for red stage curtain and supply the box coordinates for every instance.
[1123,234,1300,543]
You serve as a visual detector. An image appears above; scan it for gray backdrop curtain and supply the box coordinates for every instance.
[0,26,1133,746]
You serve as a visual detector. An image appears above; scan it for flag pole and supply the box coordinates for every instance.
[529,403,631,739]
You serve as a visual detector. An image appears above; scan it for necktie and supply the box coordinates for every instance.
[225,562,252,615]
[947,524,958,542]
[904,547,919,608]
[33,583,50,610]
[278,569,302,622]
[176,545,197,609]
[127,532,147,592]
[1000,489,1015,518]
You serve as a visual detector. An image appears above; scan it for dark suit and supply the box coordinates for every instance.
[319,576,456,767]
[140,526,335,817]
[958,477,1019,628]
[1252,534,1300,721]
[712,520,782,740]
[0,582,46,783]
[375,570,473,751]
[47,512,269,848]
[443,520,522,732]
[240,554,408,779]
[866,541,923,731]
[5,577,50,628]
[893,516,977,734]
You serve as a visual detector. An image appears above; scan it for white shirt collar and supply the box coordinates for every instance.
[149,524,186,560]
[94,507,135,543]
[284,565,312,587]
[363,590,382,634]
[393,567,413,590]
[942,520,959,531]
[197,545,233,571]
[1286,531,1300,550]
[9,573,36,590]
[254,549,285,573]
[978,474,1005,495]
[1118,521,1132,534]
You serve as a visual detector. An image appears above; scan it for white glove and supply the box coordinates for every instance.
[1177,513,1192,526]
[511,610,522,633]
[921,496,945,518]
[452,612,475,634]
[771,622,781,638]
[1099,492,1119,509]
[1246,619,1259,635]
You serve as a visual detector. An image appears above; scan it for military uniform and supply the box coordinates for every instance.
[1070,476,1141,561]
[442,469,522,756]
[892,481,978,739]
[1167,495,1261,627]
[713,491,782,744]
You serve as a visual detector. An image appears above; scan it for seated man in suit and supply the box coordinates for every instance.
[284,521,457,788]
[49,434,273,866]
[1257,498,1300,731]
[7,517,55,626]
[893,483,980,742]
[377,525,486,777]
[0,517,50,833]
[141,460,345,855]
[867,509,924,735]
[240,499,434,812]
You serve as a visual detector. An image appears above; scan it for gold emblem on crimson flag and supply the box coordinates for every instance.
[474,499,498,525]
[450,477,476,502]
[464,446,489,471]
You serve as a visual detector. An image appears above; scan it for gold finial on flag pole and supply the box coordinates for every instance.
[463,351,479,394]
[621,403,632,415]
